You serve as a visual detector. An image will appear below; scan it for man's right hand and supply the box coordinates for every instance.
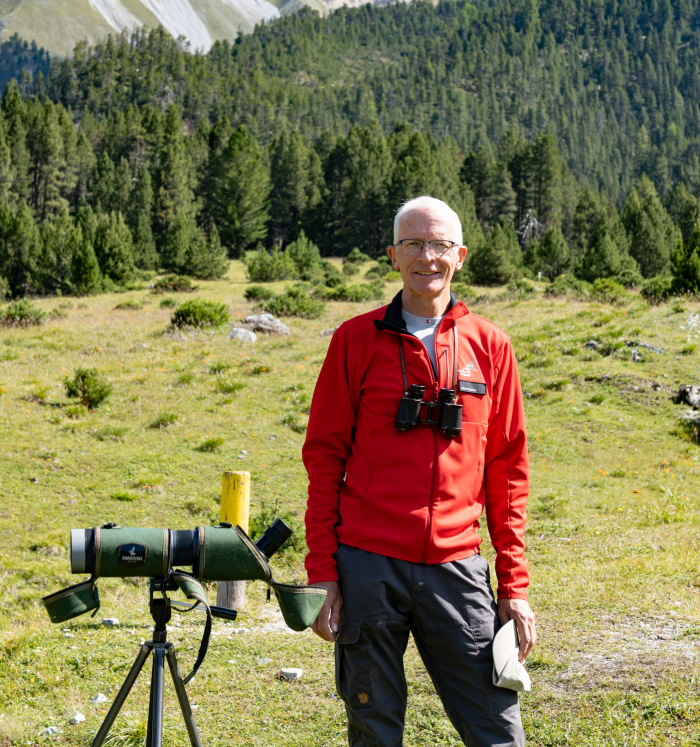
[310,581,343,642]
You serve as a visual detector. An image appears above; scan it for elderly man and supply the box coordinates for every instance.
[302,195,535,746]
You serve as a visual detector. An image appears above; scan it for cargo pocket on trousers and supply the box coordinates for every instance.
[335,620,373,709]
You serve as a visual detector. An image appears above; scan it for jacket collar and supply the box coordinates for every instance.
[374,289,467,334]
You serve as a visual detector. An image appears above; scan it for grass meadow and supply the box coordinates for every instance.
[1,260,700,746]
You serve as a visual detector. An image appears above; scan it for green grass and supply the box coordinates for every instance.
[1,265,700,745]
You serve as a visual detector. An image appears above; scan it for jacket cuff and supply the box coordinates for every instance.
[307,569,339,585]
[497,591,529,601]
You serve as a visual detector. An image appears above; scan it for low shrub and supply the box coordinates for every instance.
[323,261,343,286]
[640,275,673,304]
[196,437,224,452]
[506,279,536,300]
[451,282,477,303]
[64,368,112,409]
[342,263,359,277]
[345,248,371,264]
[149,412,178,429]
[590,278,627,305]
[171,299,230,328]
[152,275,197,294]
[321,280,385,302]
[112,491,140,502]
[383,271,402,282]
[544,275,591,299]
[114,299,143,311]
[0,300,45,327]
[176,371,195,387]
[365,256,392,278]
[94,425,128,441]
[209,362,231,374]
[215,378,246,394]
[259,286,324,319]
[246,247,297,282]
[159,298,177,308]
[281,413,308,433]
[244,285,275,303]
[614,266,644,288]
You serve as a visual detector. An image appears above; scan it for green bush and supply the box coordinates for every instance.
[544,275,591,299]
[0,300,46,327]
[114,299,143,311]
[383,271,402,282]
[215,378,247,394]
[365,256,392,278]
[614,266,644,288]
[246,246,297,282]
[590,278,628,305]
[112,491,140,502]
[209,361,231,374]
[244,285,275,302]
[159,298,177,308]
[451,282,477,303]
[640,275,673,304]
[322,280,385,302]
[322,260,343,286]
[342,263,359,276]
[152,275,196,294]
[64,368,112,409]
[171,299,230,328]
[196,437,224,452]
[259,286,325,318]
[286,231,324,282]
[149,412,178,429]
[506,279,536,300]
[345,248,371,264]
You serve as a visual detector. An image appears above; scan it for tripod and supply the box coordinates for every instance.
[91,578,202,747]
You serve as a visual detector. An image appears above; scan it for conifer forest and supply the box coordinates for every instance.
[1,0,700,298]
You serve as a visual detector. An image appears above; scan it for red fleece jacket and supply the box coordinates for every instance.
[302,292,530,599]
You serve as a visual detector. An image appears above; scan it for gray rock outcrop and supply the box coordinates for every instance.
[239,314,290,335]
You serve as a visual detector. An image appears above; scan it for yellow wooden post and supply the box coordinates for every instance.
[216,471,250,611]
[220,471,250,531]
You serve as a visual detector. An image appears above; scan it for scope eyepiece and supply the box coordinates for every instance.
[255,519,293,558]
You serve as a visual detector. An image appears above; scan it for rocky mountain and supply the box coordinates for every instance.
[0,0,331,56]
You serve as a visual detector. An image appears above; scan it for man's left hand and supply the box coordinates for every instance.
[498,598,536,662]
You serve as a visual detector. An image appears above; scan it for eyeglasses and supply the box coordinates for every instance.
[396,239,458,256]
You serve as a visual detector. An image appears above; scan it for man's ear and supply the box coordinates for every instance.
[387,245,400,270]
[455,245,468,270]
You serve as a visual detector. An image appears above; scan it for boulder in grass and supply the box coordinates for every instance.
[229,327,257,343]
[69,713,85,725]
[677,384,700,409]
[280,667,303,680]
[584,340,599,350]
[44,726,59,736]
[240,314,290,336]
[90,693,108,704]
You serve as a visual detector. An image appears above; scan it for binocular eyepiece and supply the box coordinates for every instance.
[395,385,462,438]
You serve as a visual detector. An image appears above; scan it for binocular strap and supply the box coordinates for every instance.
[167,570,213,685]
[398,321,459,391]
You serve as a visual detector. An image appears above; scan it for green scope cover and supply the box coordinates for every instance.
[270,582,328,632]
[197,525,271,582]
[42,579,99,623]
[95,526,170,578]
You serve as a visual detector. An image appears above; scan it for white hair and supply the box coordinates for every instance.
[393,195,463,246]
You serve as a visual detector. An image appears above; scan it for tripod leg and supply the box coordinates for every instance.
[166,645,203,747]
[146,644,166,747]
[91,644,152,747]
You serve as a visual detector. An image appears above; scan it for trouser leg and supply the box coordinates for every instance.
[335,544,412,747]
[412,555,524,747]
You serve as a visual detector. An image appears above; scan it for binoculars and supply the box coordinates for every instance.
[395,384,462,438]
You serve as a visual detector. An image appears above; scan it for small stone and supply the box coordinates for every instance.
[30,476,39,483]
[90,693,108,704]
[240,450,248,454]
[69,713,85,725]
[102,618,119,627]
[320,327,339,337]
[631,348,643,363]
[44,726,59,736]
[280,668,303,680]
[584,340,599,350]
[229,327,257,343]
[676,384,700,409]
[240,313,290,336]
[257,658,272,665]
[233,627,250,634]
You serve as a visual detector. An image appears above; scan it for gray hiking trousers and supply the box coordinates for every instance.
[334,544,524,747]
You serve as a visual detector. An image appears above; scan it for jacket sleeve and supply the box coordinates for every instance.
[483,337,530,600]
[302,328,360,584]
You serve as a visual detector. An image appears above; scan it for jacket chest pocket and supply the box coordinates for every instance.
[457,381,489,424]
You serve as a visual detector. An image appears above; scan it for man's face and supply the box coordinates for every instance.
[388,208,467,301]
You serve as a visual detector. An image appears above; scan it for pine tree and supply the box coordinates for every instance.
[70,232,102,295]
[1,81,31,204]
[621,175,676,277]
[0,117,14,203]
[72,133,96,210]
[93,212,136,285]
[39,204,79,294]
[665,183,700,246]
[285,230,323,281]
[0,201,41,296]
[575,230,623,282]
[671,224,700,294]
[468,223,521,286]
[213,124,271,257]
[26,100,67,220]
[128,165,157,270]
[536,226,570,280]
[460,146,491,229]
[186,223,229,280]
[530,133,562,226]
